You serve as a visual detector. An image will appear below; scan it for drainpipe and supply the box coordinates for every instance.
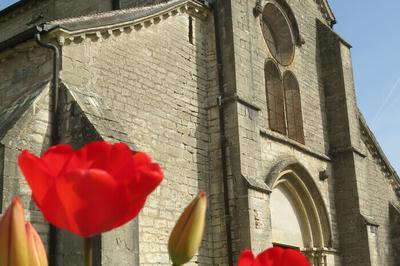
[112,0,121,10]
[34,25,60,266]
[211,1,234,265]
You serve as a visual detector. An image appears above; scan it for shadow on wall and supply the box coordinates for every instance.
[193,14,215,266]
[314,19,330,156]
[389,203,400,265]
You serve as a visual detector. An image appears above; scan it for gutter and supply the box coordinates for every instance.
[34,24,61,266]
[0,24,58,53]
[0,26,38,53]
[211,1,234,265]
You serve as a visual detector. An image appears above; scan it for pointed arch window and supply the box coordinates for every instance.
[283,71,305,144]
[265,61,286,135]
[265,63,304,144]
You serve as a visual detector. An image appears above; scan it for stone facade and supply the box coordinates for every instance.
[0,0,399,265]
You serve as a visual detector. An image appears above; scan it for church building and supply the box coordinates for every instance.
[0,0,399,265]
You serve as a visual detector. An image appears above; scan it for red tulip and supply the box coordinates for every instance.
[238,247,310,266]
[18,141,163,237]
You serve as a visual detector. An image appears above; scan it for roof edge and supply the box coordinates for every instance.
[359,112,400,189]
[0,0,209,52]
[320,0,336,23]
[46,0,209,46]
[0,24,59,54]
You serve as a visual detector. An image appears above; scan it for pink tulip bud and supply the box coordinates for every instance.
[0,197,48,266]
[168,192,207,265]
[26,222,48,266]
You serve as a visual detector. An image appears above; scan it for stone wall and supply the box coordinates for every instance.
[318,19,371,266]
[1,1,399,265]
[0,41,53,251]
[389,203,400,265]
[215,0,341,264]
[60,10,216,265]
[362,140,399,266]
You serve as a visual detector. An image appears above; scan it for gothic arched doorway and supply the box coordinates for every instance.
[267,159,333,265]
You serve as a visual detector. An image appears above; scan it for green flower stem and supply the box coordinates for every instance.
[84,237,93,266]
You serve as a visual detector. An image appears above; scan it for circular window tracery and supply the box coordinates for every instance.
[261,3,295,66]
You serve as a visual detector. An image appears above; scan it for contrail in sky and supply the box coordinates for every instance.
[371,76,400,125]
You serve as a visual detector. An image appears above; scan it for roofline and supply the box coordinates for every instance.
[0,0,208,53]
[321,0,336,25]
[0,0,30,17]
[47,0,208,46]
[0,24,59,53]
[359,112,400,187]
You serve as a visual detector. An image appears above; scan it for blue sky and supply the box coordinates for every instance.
[0,0,17,10]
[329,1,400,173]
[1,1,399,173]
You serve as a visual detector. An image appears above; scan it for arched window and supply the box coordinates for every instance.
[265,61,286,135]
[261,3,295,66]
[283,71,304,144]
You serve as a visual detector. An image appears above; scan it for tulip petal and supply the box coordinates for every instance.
[256,247,284,266]
[40,144,76,177]
[38,182,74,235]
[57,169,120,237]
[26,222,48,266]
[108,193,147,230]
[18,151,54,204]
[78,141,113,171]
[123,153,164,199]
[106,143,134,177]
[283,248,310,266]
[238,250,256,266]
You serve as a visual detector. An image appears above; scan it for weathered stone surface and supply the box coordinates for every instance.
[0,0,399,266]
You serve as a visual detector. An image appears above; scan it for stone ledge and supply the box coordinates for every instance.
[242,175,271,194]
[361,214,379,227]
[330,146,367,158]
[259,128,331,162]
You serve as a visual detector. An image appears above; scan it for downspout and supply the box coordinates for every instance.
[112,0,121,10]
[34,25,60,266]
[211,1,234,265]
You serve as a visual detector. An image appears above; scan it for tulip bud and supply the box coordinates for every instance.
[168,192,207,265]
[0,197,29,266]
[26,222,48,266]
[0,197,48,266]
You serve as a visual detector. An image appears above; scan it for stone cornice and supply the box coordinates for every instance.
[359,113,400,191]
[315,0,336,24]
[44,0,209,47]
